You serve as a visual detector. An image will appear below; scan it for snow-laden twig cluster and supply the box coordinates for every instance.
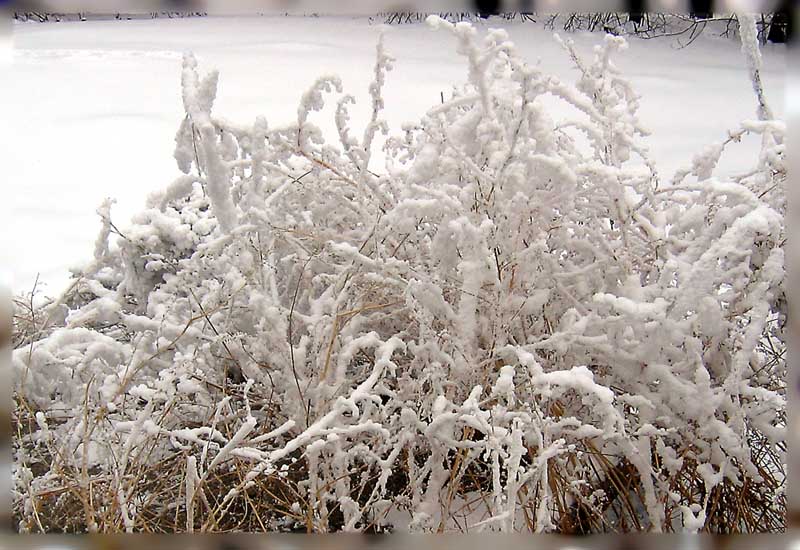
[12,16,785,533]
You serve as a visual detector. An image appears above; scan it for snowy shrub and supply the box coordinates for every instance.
[12,15,785,533]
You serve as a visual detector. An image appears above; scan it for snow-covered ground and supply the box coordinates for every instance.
[3,15,786,298]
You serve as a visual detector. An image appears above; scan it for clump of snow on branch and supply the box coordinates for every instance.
[12,16,785,533]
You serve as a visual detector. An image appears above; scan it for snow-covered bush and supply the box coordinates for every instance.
[12,15,785,533]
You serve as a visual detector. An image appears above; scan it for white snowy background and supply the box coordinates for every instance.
[3,14,786,299]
